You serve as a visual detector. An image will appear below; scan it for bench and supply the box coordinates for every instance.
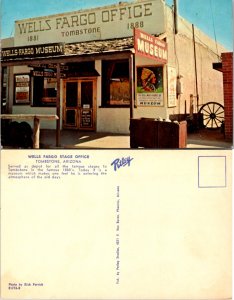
[0,114,59,149]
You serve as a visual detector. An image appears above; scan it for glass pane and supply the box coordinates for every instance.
[81,82,93,108]
[66,110,76,125]
[66,82,78,107]
[110,80,130,105]
[43,78,57,97]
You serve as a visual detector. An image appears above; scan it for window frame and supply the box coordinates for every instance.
[31,74,57,108]
[101,59,131,108]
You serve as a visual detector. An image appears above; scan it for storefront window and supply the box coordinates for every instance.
[102,60,130,107]
[32,75,57,107]
[42,77,57,103]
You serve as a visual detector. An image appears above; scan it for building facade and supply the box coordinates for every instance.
[1,0,227,135]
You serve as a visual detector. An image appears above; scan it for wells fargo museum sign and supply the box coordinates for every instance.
[1,43,64,60]
[134,28,168,63]
[14,0,166,46]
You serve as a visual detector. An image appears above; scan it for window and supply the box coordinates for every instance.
[102,60,130,107]
[32,75,57,107]
[42,77,57,103]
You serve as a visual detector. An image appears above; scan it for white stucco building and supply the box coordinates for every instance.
[1,0,227,134]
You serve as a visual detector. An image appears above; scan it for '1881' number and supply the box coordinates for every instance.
[27,35,39,42]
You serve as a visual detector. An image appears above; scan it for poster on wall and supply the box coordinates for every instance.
[136,66,163,106]
[167,66,177,107]
[14,74,30,104]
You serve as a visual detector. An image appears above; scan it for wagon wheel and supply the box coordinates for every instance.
[198,102,224,129]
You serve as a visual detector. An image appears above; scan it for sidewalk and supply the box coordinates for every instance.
[40,130,130,149]
[40,128,233,149]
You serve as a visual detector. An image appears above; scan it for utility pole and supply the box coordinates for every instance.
[192,24,199,112]
[173,0,178,34]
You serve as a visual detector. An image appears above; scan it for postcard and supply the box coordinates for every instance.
[1,0,233,299]
[0,149,232,299]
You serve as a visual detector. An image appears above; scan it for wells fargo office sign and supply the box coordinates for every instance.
[134,28,168,63]
[14,0,166,46]
[1,43,64,60]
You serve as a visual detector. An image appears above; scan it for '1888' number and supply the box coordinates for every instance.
[127,21,144,29]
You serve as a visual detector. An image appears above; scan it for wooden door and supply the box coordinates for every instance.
[63,79,96,130]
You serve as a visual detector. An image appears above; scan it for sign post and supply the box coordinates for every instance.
[56,63,61,147]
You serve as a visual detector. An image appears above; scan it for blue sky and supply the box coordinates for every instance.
[1,0,233,50]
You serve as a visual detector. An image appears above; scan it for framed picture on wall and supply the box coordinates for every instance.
[14,74,30,104]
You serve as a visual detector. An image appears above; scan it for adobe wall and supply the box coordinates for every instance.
[166,6,227,116]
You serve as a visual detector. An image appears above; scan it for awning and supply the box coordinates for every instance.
[65,37,134,55]
[1,37,134,64]
[213,62,223,72]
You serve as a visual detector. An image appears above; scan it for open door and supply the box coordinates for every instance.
[63,79,96,130]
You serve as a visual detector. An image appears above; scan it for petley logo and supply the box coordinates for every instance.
[111,156,134,172]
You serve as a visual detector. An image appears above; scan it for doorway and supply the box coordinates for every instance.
[63,78,97,130]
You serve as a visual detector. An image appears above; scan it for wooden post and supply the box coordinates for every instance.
[33,117,40,149]
[192,24,199,112]
[129,53,135,119]
[189,94,194,117]
[56,63,61,147]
